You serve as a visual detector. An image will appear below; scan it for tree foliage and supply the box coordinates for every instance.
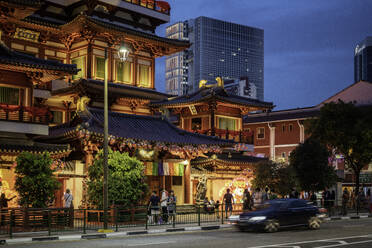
[15,152,60,208]
[251,160,296,197]
[307,100,372,193]
[290,138,338,192]
[87,149,148,208]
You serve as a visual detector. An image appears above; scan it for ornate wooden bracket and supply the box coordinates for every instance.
[60,32,80,50]
[240,107,251,115]
[26,71,43,85]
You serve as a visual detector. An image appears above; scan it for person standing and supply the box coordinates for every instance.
[0,193,15,226]
[341,188,350,216]
[63,189,74,227]
[223,189,234,218]
[253,188,263,208]
[167,190,177,224]
[148,191,160,224]
[160,189,168,223]
[310,191,317,206]
[243,189,252,211]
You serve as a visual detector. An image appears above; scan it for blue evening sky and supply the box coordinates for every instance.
[154,0,372,110]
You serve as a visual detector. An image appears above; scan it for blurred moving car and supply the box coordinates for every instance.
[233,199,323,232]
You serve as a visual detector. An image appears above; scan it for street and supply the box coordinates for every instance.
[9,218,372,248]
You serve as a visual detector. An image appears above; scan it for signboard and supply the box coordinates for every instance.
[359,173,372,183]
[14,28,40,43]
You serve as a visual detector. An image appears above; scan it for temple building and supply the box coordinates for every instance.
[0,0,273,207]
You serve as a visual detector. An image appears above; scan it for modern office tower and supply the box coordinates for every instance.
[165,16,264,100]
[355,37,372,83]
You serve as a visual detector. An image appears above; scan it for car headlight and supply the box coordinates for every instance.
[228,215,240,222]
[248,216,266,222]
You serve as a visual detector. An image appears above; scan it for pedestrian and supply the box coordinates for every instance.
[330,190,336,216]
[253,187,263,208]
[243,189,252,211]
[223,188,234,218]
[148,191,160,224]
[322,188,331,214]
[215,200,220,219]
[160,189,168,223]
[310,191,317,206]
[203,197,209,212]
[63,189,74,227]
[341,188,349,216]
[0,193,15,226]
[167,190,177,224]
[368,189,372,213]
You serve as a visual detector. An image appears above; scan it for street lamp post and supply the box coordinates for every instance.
[103,42,129,230]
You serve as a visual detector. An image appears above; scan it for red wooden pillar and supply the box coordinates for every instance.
[184,163,191,204]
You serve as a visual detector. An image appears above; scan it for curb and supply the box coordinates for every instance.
[1,224,231,245]
[324,214,372,221]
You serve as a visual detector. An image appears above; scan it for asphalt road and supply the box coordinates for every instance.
[9,218,372,248]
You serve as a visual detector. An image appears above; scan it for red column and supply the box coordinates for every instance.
[184,163,191,204]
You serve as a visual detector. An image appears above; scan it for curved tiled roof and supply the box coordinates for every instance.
[52,79,171,100]
[151,87,273,108]
[0,142,70,154]
[87,108,233,145]
[49,108,233,146]
[0,0,43,7]
[192,152,267,165]
[244,107,319,123]
[0,42,79,74]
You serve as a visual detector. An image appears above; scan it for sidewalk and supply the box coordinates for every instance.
[2,213,372,245]
[2,222,232,245]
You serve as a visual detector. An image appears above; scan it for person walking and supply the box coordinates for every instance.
[148,191,160,224]
[160,189,168,223]
[223,189,234,218]
[310,191,317,206]
[167,190,177,224]
[0,193,15,226]
[63,189,74,227]
[368,189,372,213]
[253,187,263,209]
[243,189,252,211]
[341,188,350,216]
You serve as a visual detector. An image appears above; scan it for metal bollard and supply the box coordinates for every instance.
[48,210,51,236]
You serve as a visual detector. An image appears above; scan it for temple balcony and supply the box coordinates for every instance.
[194,129,254,144]
[0,104,51,135]
[108,0,170,22]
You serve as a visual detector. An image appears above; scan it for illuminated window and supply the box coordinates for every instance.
[257,127,265,139]
[218,117,237,131]
[0,86,19,105]
[138,64,151,87]
[51,111,63,124]
[71,56,85,80]
[95,57,105,79]
[116,60,133,84]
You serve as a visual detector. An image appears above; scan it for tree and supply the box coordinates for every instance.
[290,138,338,192]
[87,149,148,208]
[15,152,60,208]
[251,160,296,197]
[307,100,372,195]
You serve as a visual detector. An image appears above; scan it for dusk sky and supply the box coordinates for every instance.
[154,0,372,110]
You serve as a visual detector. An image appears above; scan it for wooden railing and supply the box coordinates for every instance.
[0,104,52,124]
[124,0,170,15]
[194,129,254,144]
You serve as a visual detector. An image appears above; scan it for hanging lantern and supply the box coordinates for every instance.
[118,42,130,61]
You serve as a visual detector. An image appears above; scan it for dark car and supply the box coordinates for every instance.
[236,199,322,232]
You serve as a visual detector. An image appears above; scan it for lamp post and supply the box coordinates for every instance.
[103,42,129,230]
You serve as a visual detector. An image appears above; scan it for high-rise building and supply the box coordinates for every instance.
[355,36,372,83]
[165,16,264,100]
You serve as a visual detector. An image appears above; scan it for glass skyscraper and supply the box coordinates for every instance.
[355,37,372,83]
[165,16,264,100]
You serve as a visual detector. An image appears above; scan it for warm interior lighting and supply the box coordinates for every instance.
[118,42,130,61]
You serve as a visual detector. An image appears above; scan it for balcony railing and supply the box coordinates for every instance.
[0,104,52,124]
[194,128,254,144]
[124,0,170,15]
